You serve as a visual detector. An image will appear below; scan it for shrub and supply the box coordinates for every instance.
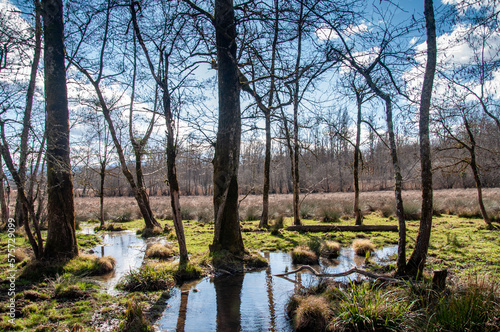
[404,202,421,221]
[243,206,261,221]
[294,295,332,332]
[270,214,285,235]
[145,243,174,260]
[292,246,319,265]
[196,207,213,223]
[112,211,133,223]
[320,241,341,259]
[117,263,175,292]
[307,238,322,256]
[180,206,196,221]
[352,239,375,256]
[319,208,340,223]
[117,298,154,332]
[300,203,315,220]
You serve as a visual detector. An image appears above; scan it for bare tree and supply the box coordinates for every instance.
[42,0,78,259]
[405,0,437,277]
[130,0,189,262]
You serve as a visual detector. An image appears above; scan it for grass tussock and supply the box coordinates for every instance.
[352,239,375,256]
[117,262,175,292]
[293,295,332,332]
[173,261,203,283]
[145,243,174,260]
[52,276,98,300]
[138,226,164,238]
[320,241,341,259]
[13,248,30,263]
[117,298,154,332]
[64,254,116,276]
[287,274,500,332]
[292,246,319,265]
[428,276,500,332]
[206,250,268,273]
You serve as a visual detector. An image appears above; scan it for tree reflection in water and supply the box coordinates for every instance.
[215,274,244,331]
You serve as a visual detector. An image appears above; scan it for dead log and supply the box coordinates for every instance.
[285,224,398,232]
[273,265,405,284]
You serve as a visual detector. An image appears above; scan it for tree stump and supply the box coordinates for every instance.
[432,269,448,291]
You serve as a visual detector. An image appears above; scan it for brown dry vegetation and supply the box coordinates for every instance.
[72,188,500,223]
[352,239,376,256]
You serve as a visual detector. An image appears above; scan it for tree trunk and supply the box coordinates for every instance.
[163,81,189,264]
[260,110,271,228]
[465,118,491,226]
[0,156,9,225]
[15,0,42,229]
[259,0,279,229]
[211,0,244,254]
[292,1,304,227]
[405,0,437,277]
[384,97,407,275]
[354,90,362,225]
[99,162,106,229]
[42,0,78,260]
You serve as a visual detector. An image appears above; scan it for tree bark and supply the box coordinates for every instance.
[128,0,189,259]
[354,88,362,225]
[163,73,189,264]
[405,0,437,277]
[211,0,244,254]
[99,161,106,229]
[464,117,491,225]
[42,0,78,260]
[259,0,280,229]
[0,156,9,225]
[15,0,42,229]
[292,1,304,226]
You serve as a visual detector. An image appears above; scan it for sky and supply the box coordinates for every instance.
[2,0,499,164]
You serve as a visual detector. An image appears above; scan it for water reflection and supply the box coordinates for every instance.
[215,274,244,331]
[91,231,147,294]
[157,246,397,332]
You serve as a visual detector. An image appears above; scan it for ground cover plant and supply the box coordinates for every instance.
[1,189,500,330]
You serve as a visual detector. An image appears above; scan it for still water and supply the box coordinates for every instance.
[157,248,397,332]
[85,229,397,331]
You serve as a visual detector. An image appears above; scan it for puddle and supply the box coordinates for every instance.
[157,246,397,332]
[91,231,147,294]
[85,229,397,329]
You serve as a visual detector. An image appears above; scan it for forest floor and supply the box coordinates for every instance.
[0,188,499,331]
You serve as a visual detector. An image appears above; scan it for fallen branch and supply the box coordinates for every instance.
[286,224,398,232]
[273,265,405,283]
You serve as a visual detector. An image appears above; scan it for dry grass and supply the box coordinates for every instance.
[145,243,174,260]
[96,256,116,274]
[320,241,341,259]
[352,239,375,256]
[72,188,500,223]
[13,248,30,263]
[292,246,319,265]
[294,295,332,332]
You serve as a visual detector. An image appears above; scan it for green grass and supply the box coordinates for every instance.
[2,203,500,331]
